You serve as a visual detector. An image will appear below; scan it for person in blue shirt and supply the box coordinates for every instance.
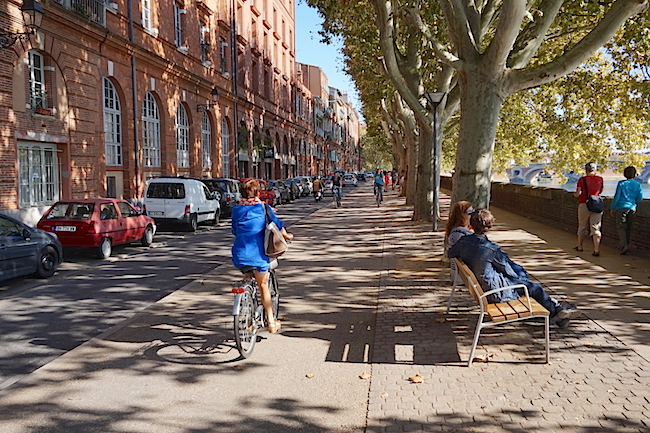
[448,209,580,328]
[231,179,293,333]
[610,166,643,255]
[373,169,385,203]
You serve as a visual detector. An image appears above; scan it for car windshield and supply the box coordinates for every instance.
[46,202,96,220]
[147,183,186,199]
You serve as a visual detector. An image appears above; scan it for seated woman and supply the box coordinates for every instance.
[231,179,293,333]
[444,200,474,250]
[448,209,580,327]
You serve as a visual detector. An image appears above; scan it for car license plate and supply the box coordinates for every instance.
[55,226,76,232]
[149,211,164,216]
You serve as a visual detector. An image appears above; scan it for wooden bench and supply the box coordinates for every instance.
[447,258,550,366]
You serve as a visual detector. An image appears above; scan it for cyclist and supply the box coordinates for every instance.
[332,172,343,204]
[373,169,385,203]
[231,179,293,333]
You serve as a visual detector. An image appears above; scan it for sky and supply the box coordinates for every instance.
[294,1,362,113]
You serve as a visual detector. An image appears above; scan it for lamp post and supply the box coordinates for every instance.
[423,92,446,232]
[0,0,45,49]
[196,87,220,112]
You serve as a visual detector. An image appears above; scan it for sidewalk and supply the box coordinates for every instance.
[0,185,649,432]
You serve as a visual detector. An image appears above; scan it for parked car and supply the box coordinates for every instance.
[1,213,63,282]
[364,171,375,180]
[269,180,290,204]
[343,174,358,187]
[356,173,366,182]
[283,179,300,201]
[201,178,242,216]
[37,198,156,259]
[143,177,220,232]
[292,178,306,197]
[300,177,314,194]
[322,177,334,195]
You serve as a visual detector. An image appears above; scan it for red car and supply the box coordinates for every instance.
[37,198,156,259]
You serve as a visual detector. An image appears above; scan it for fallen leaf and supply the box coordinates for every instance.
[380,393,389,398]
[359,372,371,380]
[306,374,314,379]
[584,341,595,346]
[408,374,424,383]
[233,365,244,370]
[473,354,494,363]
[435,318,445,323]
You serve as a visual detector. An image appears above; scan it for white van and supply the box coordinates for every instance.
[143,177,220,231]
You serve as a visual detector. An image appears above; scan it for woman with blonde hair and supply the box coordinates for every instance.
[231,179,293,333]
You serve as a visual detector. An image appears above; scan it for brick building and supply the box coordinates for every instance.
[1,0,360,225]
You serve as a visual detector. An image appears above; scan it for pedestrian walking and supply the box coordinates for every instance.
[610,166,643,255]
[573,162,604,256]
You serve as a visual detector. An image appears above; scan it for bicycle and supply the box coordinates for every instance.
[374,184,383,207]
[232,260,280,358]
[332,186,342,207]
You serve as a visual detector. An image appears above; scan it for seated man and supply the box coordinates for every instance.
[448,209,580,327]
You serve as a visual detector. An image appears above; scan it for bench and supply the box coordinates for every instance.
[447,258,550,366]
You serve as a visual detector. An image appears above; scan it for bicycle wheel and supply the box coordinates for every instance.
[234,286,257,358]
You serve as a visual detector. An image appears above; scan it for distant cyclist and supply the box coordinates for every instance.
[373,169,385,203]
[332,172,343,204]
[312,176,324,200]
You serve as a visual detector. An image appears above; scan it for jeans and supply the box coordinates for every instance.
[333,186,342,201]
[374,184,383,201]
[516,281,562,317]
[616,208,635,249]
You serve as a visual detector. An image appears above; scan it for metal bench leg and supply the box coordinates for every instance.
[467,314,485,367]
[544,316,550,363]
[445,284,457,314]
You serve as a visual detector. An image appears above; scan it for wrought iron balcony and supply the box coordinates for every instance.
[54,0,106,26]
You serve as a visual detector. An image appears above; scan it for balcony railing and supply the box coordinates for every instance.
[54,0,106,26]
[30,88,47,111]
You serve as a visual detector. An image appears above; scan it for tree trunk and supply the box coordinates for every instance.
[413,121,433,221]
[451,70,503,209]
[405,139,416,202]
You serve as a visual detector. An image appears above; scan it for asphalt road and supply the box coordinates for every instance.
[0,187,355,392]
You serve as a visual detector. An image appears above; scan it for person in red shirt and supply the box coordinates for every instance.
[573,162,604,256]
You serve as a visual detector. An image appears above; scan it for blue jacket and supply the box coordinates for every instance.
[231,203,284,269]
[610,179,643,211]
[448,233,531,303]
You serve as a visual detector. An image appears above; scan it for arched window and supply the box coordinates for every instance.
[103,78,122,166]
[201,112,212,169]
[176,105,189,168]
[28,50,46,110]
[142,93,160,167]
[221,118,230,176]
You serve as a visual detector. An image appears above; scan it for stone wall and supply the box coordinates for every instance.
[441,176,650,253]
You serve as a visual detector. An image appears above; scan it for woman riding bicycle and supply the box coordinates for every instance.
[231,179,293,333]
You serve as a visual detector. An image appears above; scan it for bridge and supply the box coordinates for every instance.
[507,161,650,184]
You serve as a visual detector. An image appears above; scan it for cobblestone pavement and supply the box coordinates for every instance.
[366,192,650,433]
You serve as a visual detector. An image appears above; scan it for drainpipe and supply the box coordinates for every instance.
[231,0,239,178]
[127,0,140,194]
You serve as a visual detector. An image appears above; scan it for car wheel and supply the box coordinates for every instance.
[35,246,58,278]
[98,237,112,259]
[141,225,154,246]
[187,213,198,232]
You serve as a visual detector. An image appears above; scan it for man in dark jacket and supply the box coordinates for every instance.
[448,209,580,327]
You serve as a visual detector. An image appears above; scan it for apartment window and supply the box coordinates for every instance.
[18,143,59,207]
[142,0,152,29]
[176,105,190,168]
[174,3,184,47]
[252,60,259,93]
[142,92,161,167]
[202,112,212,169]
[219,37,228,74]
[221,119,230,176]
[28,50,46,110]
[103,78,122,166]
[200,24,209,63]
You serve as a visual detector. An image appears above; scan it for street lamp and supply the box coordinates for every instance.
[196,87,220,112]
[0,0,45,49]
[423,91,446,232]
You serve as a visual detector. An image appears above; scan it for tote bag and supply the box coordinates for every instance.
[264,205,288,258]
